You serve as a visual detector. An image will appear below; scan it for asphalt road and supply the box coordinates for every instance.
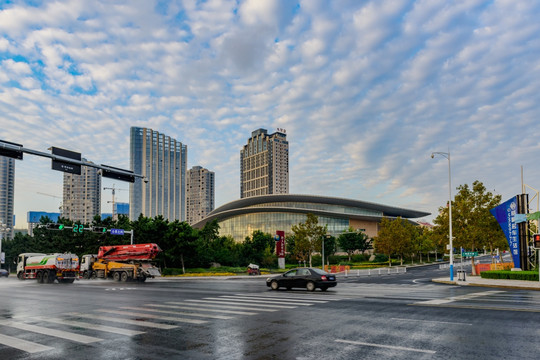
[0,265,539,359]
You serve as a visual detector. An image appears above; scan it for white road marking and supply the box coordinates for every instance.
[1,321,101,344]
[335,339,436,354]
[170,301,278,312]
[391,318,472,326]
[220,295,323,305]
[121,306,234,320]
[0,333,53,354]
[37,316,145,336]
[97,309,207,324]
[200,298,298,308]
[417,290,505,305]
[69,312,178,329]
[149,303,257,316]
[234,294,333,303]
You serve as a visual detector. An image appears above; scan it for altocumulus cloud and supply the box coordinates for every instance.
[1,0,540,226]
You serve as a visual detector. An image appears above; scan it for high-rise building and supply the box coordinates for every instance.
[129,127,187,221]
[186,166,215,225]
[240,128,289,198]
[0,156,15,240]
[62,159,101,224]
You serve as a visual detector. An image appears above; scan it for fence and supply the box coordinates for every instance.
[329,267,407,277]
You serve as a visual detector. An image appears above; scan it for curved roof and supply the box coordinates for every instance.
[193,194,430,228]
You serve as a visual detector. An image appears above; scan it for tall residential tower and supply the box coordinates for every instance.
[129,127,187,221]
[0,156,15,240]
[240,128,289,198]
[62,159,101,224]
[186,166,215,225]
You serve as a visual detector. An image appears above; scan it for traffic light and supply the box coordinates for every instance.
[92,226,108,233]
[46,223,65,230]
[533,234,540,249]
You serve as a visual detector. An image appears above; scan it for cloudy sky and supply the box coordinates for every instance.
[1,0,540,229]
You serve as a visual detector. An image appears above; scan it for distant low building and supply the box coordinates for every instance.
[27,211,61,236]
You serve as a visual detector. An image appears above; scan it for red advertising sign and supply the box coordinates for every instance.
[276,230,285,258]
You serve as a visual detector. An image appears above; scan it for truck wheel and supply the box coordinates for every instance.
[137,276,147,282]
[17,272,24,280]
[113,271,121,282]
[43,270,50,283]
[36,271,43,283]
[121,272,129,282]
[82,271,89,279]
[91,271,97,279]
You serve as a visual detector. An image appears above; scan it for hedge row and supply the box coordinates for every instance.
[480,270,539,281]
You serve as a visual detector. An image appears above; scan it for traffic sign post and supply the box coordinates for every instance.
[462,251,478,257]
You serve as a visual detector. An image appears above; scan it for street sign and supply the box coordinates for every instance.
[101,164,136,183]
[110,228,125,235]
[51,147,81,175]
[462,251,478,257]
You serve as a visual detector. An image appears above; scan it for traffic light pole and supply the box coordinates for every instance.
[0,140,144,182]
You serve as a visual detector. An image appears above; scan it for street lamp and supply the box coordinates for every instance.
[431,151,454,281]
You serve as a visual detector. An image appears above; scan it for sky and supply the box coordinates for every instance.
[1,0,540,229]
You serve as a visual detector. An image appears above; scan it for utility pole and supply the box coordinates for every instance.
[103,184,127,220]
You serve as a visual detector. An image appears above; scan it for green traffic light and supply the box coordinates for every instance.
[59,224,64,230]
[102,227,107,233]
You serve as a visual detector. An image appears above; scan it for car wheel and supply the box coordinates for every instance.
[306,281,316,292]
[270,280,279,290]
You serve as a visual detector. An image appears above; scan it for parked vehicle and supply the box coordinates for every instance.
[266,267,337,292]
[80,243,162,282]
[17,253,79,283]
[0,268,8,277]
[247,263,260,275]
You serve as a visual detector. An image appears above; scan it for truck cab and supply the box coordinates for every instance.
[16,253,46,280]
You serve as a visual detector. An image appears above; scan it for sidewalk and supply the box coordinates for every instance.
[432,276,540,290]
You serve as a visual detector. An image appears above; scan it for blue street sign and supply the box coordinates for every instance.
[110,228,125,235]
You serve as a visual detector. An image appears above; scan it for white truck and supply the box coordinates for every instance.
[17,252,79,284]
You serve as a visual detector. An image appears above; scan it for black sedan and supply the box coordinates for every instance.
[266,267,337,292]
[0,268,8,277]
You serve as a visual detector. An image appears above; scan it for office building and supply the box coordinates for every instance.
[240,128,289,198]
[0,156,15,240]
[129,127,187,221]
[62,159,101,224]
[186,166,215,225]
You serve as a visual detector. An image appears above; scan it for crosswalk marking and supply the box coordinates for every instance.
[170,301,278,312]
[69,313,178,329]
[121,306,234,320]
[150,303,258,316]
[0,333,53,354]
[218,295,319,305]
[198,298,298,309]
[36,317,145,336]
[243,293,342,302]
[416,290,505,305]
[97,309,208,324]
[0,320,102,344]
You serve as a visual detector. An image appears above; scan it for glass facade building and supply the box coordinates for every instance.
[129,127,187,221]
[0,156,15,239]
[194,194,430,242]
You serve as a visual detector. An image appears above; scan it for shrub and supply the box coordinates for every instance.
[372,254,388,263]
[480,270,539,281]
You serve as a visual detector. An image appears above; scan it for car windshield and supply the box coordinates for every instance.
[310,268,329,275]
[283,270,297,277]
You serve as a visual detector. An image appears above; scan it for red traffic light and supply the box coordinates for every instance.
[534,233,540,249]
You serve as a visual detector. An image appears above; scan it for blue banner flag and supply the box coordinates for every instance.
[490,197,520,269]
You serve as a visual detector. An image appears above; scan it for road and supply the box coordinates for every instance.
[0,264,539,359]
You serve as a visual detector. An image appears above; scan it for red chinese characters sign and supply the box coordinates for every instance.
[275,230,285,258]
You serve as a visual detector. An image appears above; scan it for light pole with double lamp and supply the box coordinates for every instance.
[431,151,454,281]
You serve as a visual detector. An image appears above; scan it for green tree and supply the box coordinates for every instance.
[291,213,328,267]
[433,180,506,274]
[241,230,274,266]
[337,227,372,261]
[373,217,415,266]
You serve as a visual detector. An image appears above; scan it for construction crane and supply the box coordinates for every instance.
[36,192,63,212]
[103,184,128,220]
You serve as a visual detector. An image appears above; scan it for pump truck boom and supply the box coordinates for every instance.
[80,243,162,282]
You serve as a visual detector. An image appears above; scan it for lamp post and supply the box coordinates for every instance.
[323,234,331,271]
[0,221,10,269]
[431,151,454,281]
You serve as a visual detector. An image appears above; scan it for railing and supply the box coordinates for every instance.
[338,267,407,277]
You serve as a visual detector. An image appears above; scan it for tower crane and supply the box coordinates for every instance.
[103,184,128,220]
[36,192,63,212]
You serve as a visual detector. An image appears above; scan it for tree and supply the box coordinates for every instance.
[337,227,372,261]
[373,217,415,266]
[290,213,328,267]
[433,180,506,274]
